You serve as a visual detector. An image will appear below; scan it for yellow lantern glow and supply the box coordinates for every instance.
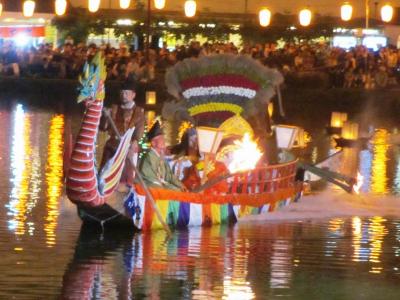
[381,4,394,22]
[55,0,67,16]
[259,8,272,27]
[23,0,35,17]
[120,0,130,9]
[0,3,3,17]
[88,0,101,13]
[341,3,353,21]
[154,0,166,10]
[184,0,196,18]
[342,121,359,140]
[330,112,348,128]
[299,9,312,26]
[145,91,157,105]
[267,102,273,118]
[146,110,156,127]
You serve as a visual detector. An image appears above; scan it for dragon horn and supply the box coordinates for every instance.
[92,52,107,81]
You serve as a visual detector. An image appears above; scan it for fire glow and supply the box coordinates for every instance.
[228,133,262,174]
[353,172,364,194]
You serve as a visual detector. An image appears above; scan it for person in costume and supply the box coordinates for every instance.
[138,121,186,191]
[169,127,199,181]
[100,75,145,185]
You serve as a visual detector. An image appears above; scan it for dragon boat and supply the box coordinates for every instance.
[65,53,303,232]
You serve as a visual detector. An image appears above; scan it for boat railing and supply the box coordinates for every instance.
[134,159,300,208]
[227,159,298,195]
[222,159,298,195]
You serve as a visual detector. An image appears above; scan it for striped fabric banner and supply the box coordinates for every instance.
[134,192,301,231]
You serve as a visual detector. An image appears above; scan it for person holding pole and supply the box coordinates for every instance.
[100,76,145,187]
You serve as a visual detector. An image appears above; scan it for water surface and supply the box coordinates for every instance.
[0,102,399,299]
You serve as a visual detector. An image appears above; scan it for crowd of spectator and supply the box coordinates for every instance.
[1,38,400,89]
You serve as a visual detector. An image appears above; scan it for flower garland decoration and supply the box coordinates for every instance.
[164,53,283,129]
[182,86,256,99]
[188,102,243,116]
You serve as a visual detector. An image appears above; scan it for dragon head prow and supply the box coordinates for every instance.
[77,52,107,103]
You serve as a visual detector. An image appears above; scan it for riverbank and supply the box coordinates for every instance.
[0,76,168,111]
[239,190,400,223]
[1,76,400,118]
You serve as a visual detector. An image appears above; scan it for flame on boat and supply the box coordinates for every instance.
[228,133,263,174]
[352,172,364,194]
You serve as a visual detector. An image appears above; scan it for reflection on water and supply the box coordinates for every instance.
[7,104,35,235]
[352,216,367,262]
[371,129,389,194]
[269,239,292,289]
[55,220,400,299]
[368,216,388,274]
[223,236,255,300]
[44,115,64,247]
[393,151,400,195]
[326,218,345,256]
[1,103,400,298]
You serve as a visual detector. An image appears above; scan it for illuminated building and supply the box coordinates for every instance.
[0,1,56,47]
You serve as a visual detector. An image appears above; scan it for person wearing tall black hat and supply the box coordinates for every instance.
[99,75,145,186]
[138,121,186,191]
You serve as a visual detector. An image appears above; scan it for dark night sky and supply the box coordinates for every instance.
[3,0,55,13]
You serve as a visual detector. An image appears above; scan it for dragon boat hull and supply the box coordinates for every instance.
[76,160,303,231]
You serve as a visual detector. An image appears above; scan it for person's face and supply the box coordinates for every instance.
[151,136,166,154]
[120,90,135,104]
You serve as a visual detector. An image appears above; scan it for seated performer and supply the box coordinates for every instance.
[138,121,186,191]
[100,76,145,186]
[169,127,199,181]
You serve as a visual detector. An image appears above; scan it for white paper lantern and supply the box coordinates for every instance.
[341,3,353,21]
[55,0,67,16]
[120,0,130,9]
[275,125,299,149]
[88,0,101,13]
[23,0,36,17]
[259,8,271,27]
[299,9,312,27]
[154,0,166,9]
[381,4,394,22]
[197,127,224,154]
[185,0,197,18]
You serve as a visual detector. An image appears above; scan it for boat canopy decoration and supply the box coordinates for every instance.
[165,54,283,128]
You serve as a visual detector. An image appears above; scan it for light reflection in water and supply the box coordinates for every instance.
[371,129,389,194]
[395,221,400,257]
[393,152,400,195]
[269,240,292,289]
[44,115,64,247]
[57,219,400,299]
[351,216,369,262]
[328,218,345,233]
[326,218,345,256]
[7,105,34,235]
[368,216,388,274]
[223,237,255,300]
[352,217,362,262]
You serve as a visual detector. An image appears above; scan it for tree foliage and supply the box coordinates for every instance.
[53,8,350,47]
